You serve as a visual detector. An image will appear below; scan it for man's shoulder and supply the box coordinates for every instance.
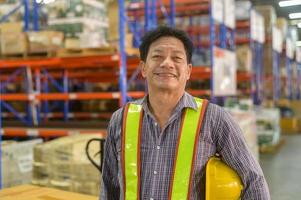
[110,98,144,121]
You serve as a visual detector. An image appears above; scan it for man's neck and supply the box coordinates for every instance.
[148,90,184,129]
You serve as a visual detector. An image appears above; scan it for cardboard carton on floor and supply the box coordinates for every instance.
[0,184,98,200]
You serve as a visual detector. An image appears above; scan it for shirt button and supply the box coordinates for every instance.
[153,171,157,175]
[156,146,160,150]
[154,122,158,126]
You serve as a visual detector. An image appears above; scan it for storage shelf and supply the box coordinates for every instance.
[1,127,106,137]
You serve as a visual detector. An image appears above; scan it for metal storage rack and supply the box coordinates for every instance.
[0,0,272,189]
[235,8,265,105]
[284,38,296,100]
[125,0,244,104]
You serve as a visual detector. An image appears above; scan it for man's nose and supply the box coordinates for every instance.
[160,56,174,68]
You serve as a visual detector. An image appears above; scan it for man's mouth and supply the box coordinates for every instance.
[154,72,177,78]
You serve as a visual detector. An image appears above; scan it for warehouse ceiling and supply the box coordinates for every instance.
[249,0,301,40]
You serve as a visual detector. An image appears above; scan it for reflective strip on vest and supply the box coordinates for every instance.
[122,98,208,200]
[169,97,205,199]
[122,103,143,200]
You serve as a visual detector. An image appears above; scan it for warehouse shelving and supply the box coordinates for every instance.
[235,8,265,105]
[1,127,106,138]
[284,38,296,100]
[126,0,239,105]
[296,48,301,99]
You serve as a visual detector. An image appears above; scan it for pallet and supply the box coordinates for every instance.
[259,137,286,154]
[1,51,56,59]
[56,47,117,57]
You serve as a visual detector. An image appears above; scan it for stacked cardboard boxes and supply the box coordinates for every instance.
[33,134,102,196]
[1,139,43,188]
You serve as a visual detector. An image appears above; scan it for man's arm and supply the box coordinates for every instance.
[215,107,270,200]
[100,112,121,200]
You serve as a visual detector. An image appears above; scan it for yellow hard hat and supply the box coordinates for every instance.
[206,156,243,200]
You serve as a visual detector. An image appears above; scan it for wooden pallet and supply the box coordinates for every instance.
[259,137,286,154]
[56,47,117,57]
[1,51,56,59]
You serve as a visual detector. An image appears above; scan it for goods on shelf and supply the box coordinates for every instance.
[32,134,101,196]
[0,32,28,56]
[108,0,120,41]
[0,22,23,33]
[255,108,281,146]
[276,18,288,41]
[27,31,64,54]
[278,100,301,133]
[236,45,252,72]
[46,0,108,42]
[0,22,27,56]
[0,185,98,200]
[228,109,259,160]
[235,1,252,20]
[1,139,43,188]
[254,5,276,35]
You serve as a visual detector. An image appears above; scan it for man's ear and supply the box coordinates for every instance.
[186,63,192,80]
[140,61,146,78]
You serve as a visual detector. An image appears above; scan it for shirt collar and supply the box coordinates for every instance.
[140,92,198,116]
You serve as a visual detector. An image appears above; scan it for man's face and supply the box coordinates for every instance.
[140,37,192,93]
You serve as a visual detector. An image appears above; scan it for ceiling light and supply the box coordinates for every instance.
[289,12,301,19]
[279,0,301,7]
[297,41,301,47]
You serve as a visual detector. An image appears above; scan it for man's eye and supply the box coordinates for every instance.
[152,55,161,59]
[174,57,183,62]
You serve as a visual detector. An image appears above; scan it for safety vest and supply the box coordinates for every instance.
[121,97,208,200]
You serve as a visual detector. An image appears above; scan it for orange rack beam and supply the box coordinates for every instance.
[0,55,140,70]
[189,89,211,96]
[236,20,250,29]
[1,127,106,137]
[237,72,252,82]
[2,112,112,119]
[0,92,146,101]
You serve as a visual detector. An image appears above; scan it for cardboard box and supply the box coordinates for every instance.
[27,31,64,53]
[2,139,42,188]
[263,44,273,74]
[108,1,119,41]
[0,32,28,55]
[280,117,299,133]
[64,38,81,48]
[0,22,23,33]
[0,185,98,200]
[236,45,252,72]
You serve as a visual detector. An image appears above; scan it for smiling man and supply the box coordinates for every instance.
[100,26,270,200]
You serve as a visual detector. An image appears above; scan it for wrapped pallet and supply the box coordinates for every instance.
[255,108,281,146]
[1,139,43,188]
[228,109,259,160]
[46,0,108,47]
[33,134,102,196]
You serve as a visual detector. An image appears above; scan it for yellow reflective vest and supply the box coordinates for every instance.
[121,97,208,199]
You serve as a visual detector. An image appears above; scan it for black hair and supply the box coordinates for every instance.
[139,26,194,64]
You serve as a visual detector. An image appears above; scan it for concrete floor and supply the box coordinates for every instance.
[260,135,301,200]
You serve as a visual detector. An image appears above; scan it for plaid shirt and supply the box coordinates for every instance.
[100,92,270,200]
